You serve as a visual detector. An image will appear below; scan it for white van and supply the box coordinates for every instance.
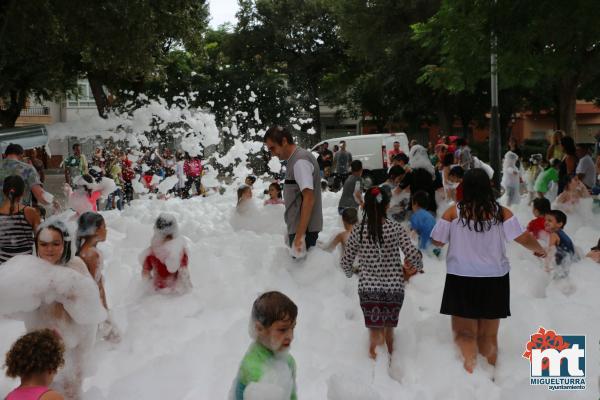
[312,133,409,184]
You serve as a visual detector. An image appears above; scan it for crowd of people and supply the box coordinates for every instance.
[0,127,599,399]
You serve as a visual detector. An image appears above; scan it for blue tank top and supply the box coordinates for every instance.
[555,229,574,265]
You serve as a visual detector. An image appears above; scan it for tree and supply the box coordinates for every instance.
[0,0,209,128]
[233,0,348,143]
[412,0,600,136]
[0,0,77,128]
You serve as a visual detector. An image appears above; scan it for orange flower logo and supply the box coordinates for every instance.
[523,327,570,371]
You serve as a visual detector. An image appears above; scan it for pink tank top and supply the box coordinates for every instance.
[5,386,49,400]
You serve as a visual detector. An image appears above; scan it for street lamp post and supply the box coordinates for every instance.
[489,20,501,189]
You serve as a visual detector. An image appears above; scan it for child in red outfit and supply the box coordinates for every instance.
[141,213,192,293]
[526,197,551,239]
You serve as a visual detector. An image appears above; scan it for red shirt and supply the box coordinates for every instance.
[143,251,189,290]
[527,216,546,239]
[455,182,463,202]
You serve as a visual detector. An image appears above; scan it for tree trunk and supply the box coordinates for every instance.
[0,89,27,129]
[436,106,453,137]
[557,77,578,136]
[88,74,109,118]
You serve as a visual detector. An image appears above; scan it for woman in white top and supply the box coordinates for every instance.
[431,169,545,374]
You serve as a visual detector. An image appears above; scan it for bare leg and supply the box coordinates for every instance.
[369,328,384,359]
[451,316,478,373]
[384,327,395,355]
[477,319,500,366]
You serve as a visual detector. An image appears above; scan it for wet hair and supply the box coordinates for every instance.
[263,126,294,146]
[245,175,257,185]
[394,153,409,165]
[252,291,297,328]
[455,138,467,147]
[532,197,551,215]
[320,180,328,191]
[3,175,25,215]
[269,182,282,198]
[4,143,24,156]
[5,329,65,379]
[75,212,105,254]
[341,207,358,225]
[35,220,72,264]
[412,190,429,209]
[591,238,600,251]
[72,143,81,150]
[350,160,362,172]
[388,166,405,180]
[237,185,251,205]
[547,209,567,227]
[449,165,464,179]
[547,158,561,169]
[442,152,454,167]
[458,168,504,232]
[359,186,390,246]
[560,136,576,156]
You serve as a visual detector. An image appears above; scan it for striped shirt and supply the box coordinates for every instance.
[0,210,35,264]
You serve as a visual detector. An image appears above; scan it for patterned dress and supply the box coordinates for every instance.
[341,219,423,328]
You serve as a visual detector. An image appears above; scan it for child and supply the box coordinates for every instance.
[534,159,560,199]
[501,151,521,206]
[321,208,358,253]
[231,291,298,400]
[320,179,328,192]
[76,212,120,341]
[545,210,577,279]
[410,191,439,259]
[341,187,423,359]
[524,154,543,204]
[555,175,590,213]
[4,329,65,400]
[245,175,257,187]
[264,182,284,205]
[586,239,600,263]
[141,213,192,293]
[237,184,253,210]
[66,175,102,215]
[526,197,551,239]
[448,166,465,202]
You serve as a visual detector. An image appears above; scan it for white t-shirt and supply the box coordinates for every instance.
[576,154,597,188]
[293,159,314,191]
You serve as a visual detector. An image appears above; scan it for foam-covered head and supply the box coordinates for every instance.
[154,213,179,239]
[503,151,518,169]
[409,145,435,176]
[35,219,72,265]
[250,291,297,352]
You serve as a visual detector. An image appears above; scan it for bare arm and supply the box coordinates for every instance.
[322,232,343,252]
[431,205,456,247]
[24,206,41,231]
[81,249,108,309]
[293,188,315,248]
[40,390,65,400]
[31,184,50,205]
[514,232,546,257]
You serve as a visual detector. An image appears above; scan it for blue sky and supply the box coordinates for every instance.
[209,0,239,28]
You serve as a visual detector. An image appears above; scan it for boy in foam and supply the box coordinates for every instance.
[232,291,298,400]
[320,207,358,253]
[544,209,578,279]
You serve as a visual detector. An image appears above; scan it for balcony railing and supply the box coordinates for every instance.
[19,106,50,116]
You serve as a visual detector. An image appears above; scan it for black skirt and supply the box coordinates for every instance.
[440,273,510,319]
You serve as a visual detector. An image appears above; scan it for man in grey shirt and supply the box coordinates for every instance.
[333,140,352,186]
[576,143,597,189]
[338,160,364,214]
[263,126,323,255]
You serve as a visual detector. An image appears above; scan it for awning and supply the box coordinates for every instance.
[0,125,48,153]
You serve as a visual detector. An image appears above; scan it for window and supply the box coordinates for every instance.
[67,80,96,108]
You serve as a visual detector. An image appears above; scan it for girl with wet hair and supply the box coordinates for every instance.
[140,213,191,293]
[431,168,546,374]
[341,186,423,360]
[0,176,41,264]
[76,212,108,307]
